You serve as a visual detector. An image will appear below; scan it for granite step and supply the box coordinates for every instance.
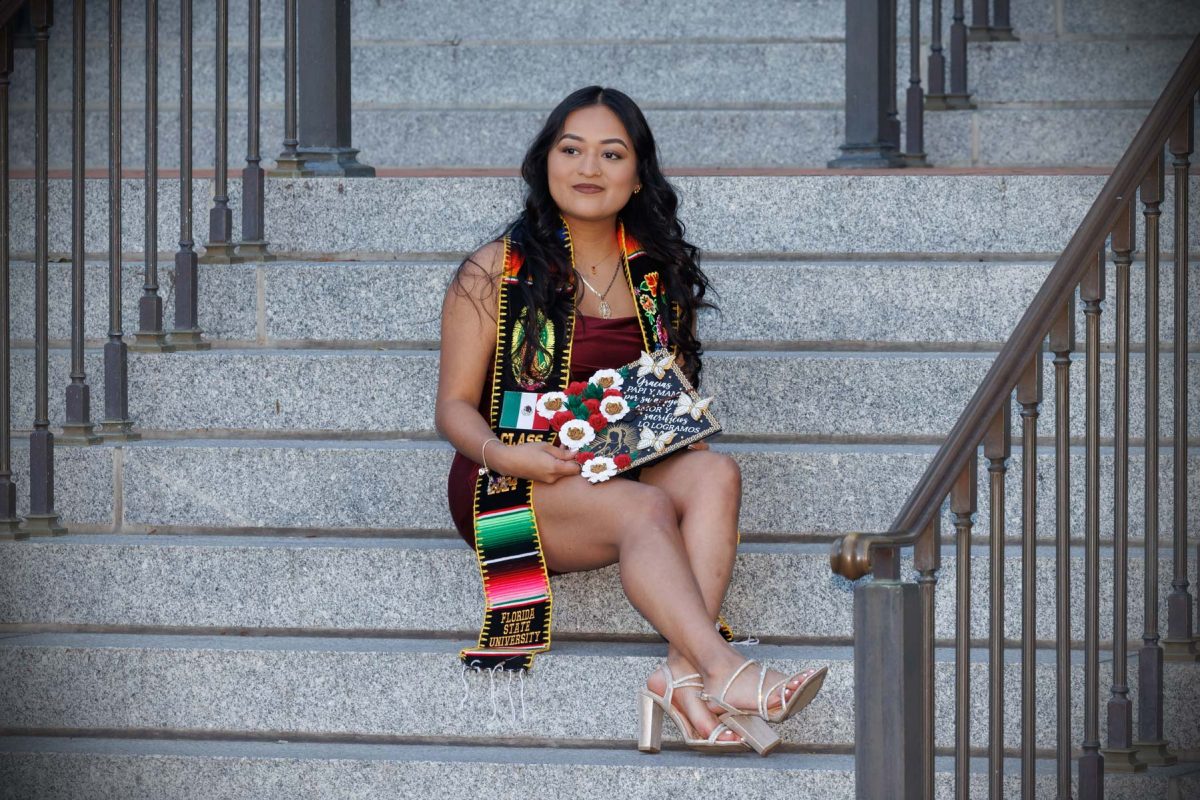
[7,438,1198,541]
[15,100,1200,170]
[8,347,1200,444]
[27,22,1186,111]
[10,175,1200,258]
[0,533,1191,646]
[10,258,1199,348]
[25,0,1180,52]
[0,633,1196,755]
[4,736,1192,800]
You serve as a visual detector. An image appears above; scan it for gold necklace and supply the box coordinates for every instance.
[581,246,617,276]
[574,258,622,318]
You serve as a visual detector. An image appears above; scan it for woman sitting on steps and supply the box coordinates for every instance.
[436,85,827,754]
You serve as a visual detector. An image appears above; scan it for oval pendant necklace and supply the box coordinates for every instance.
[574,259,622,318]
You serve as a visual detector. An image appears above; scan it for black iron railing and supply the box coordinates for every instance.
[832,33,1200,800]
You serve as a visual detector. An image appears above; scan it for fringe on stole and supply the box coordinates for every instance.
[452,621,760,723]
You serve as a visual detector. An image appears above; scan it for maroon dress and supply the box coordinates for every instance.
[446,313,646,573]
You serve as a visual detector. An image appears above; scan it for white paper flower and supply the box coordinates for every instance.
[599,396,630,422]
[558,418,596,451]
[589,368,624,391]
[535,391,569,420]
[581,456,619,483]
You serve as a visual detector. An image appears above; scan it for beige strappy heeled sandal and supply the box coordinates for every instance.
[699,657,828,725]
[637,662,754,754]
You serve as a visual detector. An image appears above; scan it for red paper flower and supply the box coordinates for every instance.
[551,410,576,430]
[576,450,595,465]
[587,412,607,431]
[614,453,632,469]
[583,398,601,413]
[566,381,589,396]
[602,388,623,397]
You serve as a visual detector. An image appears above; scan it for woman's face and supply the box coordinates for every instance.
[547,104,640,224]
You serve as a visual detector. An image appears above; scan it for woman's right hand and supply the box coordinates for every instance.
[493,441,581,484]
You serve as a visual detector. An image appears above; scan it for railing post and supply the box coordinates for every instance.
[914,519,940,798]
[271,0,302,176]
[903,0,928,166]
[829,0,904,167]
[97,0,139,441]
[1101,198,1146,772]
[232,0,274,261]
[936,0,974,110]
[1049,300,1076,800]
[59,0,104,445]
[0,21,17,536]
[1134,151,1177,765]
[983,400,1011,797]
[201,0,235,263]
[853,544,927,799]
[290,0,374,176]
[951,461,977,800]
[131,0,174,353]
[1017,349,1044,795]
[169,0,209,352]
[20,0,67,536]
[968,0,990,40]
[1079,248,1106,797]
[1163,105,1198,662]
[926,0,947,106]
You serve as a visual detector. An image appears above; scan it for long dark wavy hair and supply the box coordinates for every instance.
[454,85,715,384]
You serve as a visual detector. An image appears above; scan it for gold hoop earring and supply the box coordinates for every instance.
[633,185,641,194]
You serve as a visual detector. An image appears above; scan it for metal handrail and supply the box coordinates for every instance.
[831,32,1200,581]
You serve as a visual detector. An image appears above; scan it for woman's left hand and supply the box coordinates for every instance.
[687,441,710,451]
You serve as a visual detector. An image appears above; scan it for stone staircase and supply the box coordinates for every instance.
[7,0,1200,169]
[2,1,1200,798]
[2,171,1199,796]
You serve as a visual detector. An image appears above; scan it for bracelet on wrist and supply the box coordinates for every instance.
[479,437,502,476]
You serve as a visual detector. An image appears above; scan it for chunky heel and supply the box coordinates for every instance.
[637,690,664,753]
[637,663,750,753]
[716,711,780,756]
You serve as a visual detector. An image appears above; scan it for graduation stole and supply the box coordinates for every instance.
[459,215,737,672]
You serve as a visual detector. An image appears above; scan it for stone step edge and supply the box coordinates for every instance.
[0,734,859,769]
[0,632,1145,667]
[0,530,1178,558]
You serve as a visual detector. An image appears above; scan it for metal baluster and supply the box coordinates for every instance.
[984,403,1011,799]
[22,0,66,534]
[903,0,927,165]
[945,0,974,109]
[1101,199,1145,772]
[1078,249,1106,797]
[273,0,302,175]
[59,0,103,445]
[233,0,273,261]
[0,21,16,536]
[953,461,978,800]
[926,0,947,107]
[169,0,209,351]
[1163,106,1198,661]
[1049,301,1076,799]
[98,0,138,440]
[1134,152,1176,765]
[132,0,172,352]
[916,518,941,798]
[992,0,1016,40]
[1017,351,1043,798]
[202,0,235,263]
[969,0,991,40]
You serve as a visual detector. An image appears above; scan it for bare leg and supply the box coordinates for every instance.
[641,451,804,736]
[533,474,743,674]
[533,455,807,733]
